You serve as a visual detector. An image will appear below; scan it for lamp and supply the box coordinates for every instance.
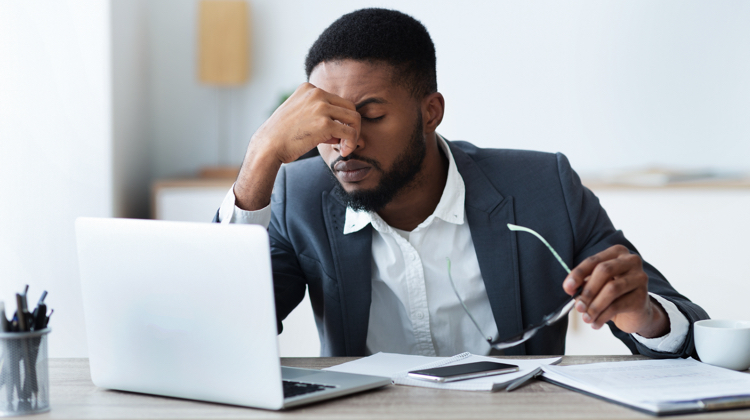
[198,0,250,178]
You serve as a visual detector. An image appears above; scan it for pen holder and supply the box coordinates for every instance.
[0,329,51,417]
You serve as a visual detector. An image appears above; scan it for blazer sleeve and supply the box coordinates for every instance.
[211,166,307,334]
[266,165,308,333]
[555,153,709,359]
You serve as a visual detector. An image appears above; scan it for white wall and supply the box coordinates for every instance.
[112,0,151,219]
[144,0,750,181]
[0,1,112,357]
[137,1,750,359]
[565,188,750,355]
[434,1,750,174]
[596,189,750,322]
[3,1,748,357]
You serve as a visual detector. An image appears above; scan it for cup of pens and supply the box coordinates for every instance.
[0,286,52,417]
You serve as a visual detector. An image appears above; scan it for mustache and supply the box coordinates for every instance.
[329,154,383,172]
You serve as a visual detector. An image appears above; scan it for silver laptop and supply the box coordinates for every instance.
[75,217,390,410]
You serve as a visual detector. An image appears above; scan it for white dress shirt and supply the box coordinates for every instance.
[342,138,497,356]
[218,137,689,355]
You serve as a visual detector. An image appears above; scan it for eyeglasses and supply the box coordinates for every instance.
[446,223,582,351]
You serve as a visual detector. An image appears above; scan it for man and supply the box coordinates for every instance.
[215,8,708,357]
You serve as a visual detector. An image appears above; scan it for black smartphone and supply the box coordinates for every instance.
[407,361,519,383]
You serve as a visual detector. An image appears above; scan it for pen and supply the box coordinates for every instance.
[2,285,52,408]
[505,366,543,392]
[32,291,48,331]
[0,301,9,332]
[8,342,20,405]
[34,303,47,330]
[16,293,29,332]
[45,309,54,327]
[22,287,34,330]
[15,290,36,402]
[10,313,19,332]
[37,290,48,306]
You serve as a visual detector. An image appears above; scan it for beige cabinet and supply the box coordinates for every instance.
[152,179,234,222]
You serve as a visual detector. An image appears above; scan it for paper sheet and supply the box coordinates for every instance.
[325,352,562,391]
[324,352,452,378]
[542,359,750,413]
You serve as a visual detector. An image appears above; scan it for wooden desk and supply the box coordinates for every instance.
[41,357,750,419]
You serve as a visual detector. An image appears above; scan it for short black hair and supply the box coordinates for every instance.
[305,8,437,99]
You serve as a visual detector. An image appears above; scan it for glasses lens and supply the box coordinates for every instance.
[542,298,576,325]
[449,224,581,351]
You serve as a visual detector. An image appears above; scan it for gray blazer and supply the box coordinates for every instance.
[216,140,708,358]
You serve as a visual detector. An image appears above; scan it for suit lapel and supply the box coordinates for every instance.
[319,142,527,356]
[322,190,373,356]
[451,143,527,355]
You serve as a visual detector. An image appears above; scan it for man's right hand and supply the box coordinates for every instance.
[233,83,361,211]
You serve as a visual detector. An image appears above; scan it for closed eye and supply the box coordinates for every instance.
[362,115,384,122]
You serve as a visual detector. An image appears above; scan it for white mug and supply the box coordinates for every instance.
[694,319,750,371]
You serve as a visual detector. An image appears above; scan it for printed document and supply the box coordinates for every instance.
[542,359,750,414]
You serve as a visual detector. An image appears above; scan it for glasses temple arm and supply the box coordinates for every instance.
[507,224,571,274]
[446,258,493,342]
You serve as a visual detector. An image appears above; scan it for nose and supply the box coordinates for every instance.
[332,134,363,155]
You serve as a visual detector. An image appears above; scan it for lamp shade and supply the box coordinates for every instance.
[198,0,250,85]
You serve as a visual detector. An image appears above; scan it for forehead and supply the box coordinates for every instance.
[309,60,411,105]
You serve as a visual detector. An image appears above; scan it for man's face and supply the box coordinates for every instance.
[310,60,426,212]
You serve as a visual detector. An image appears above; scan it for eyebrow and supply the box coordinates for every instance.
[355,97,389,110]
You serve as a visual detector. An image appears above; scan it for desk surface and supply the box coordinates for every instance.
[41,356,749,420]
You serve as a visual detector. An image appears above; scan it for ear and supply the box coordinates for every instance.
[421,92,445,134]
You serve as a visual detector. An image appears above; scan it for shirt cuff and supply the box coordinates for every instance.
[631,293,689,354]
[217,183,272,228]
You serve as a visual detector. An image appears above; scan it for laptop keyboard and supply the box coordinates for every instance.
[282,380,336,398]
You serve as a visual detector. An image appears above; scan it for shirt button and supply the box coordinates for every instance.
[416,312,424,319]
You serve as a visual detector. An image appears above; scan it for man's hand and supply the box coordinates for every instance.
[562,245,670,338]
[233,83,361,211]
[253,82,361,164]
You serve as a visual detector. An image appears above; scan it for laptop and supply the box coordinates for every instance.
[75,217,390,410]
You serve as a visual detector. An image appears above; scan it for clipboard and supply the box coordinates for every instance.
[540,359,750,416]
[541,376,750,416]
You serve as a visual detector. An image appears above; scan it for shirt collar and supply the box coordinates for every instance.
[343,134,466,235]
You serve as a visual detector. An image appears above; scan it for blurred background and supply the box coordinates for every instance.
[1,0,749,358]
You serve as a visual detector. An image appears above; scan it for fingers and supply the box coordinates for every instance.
[326,120,359,155]
[587,288,644,330]
[322,104,361,155]
[583,273,647,329]
[564,245,629,295]
[321,88,357,112]
[265,83,362,161]
[576,252,640,311]
[304,85,361,152]
[565,245,653,332]
[324,104,360,130]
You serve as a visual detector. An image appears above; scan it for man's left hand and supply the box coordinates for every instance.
[562,245,670,338]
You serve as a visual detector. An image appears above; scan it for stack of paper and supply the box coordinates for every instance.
[324,352,562,392]
[541,359,750,415]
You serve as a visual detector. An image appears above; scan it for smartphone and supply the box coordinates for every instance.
[407,361,519,383]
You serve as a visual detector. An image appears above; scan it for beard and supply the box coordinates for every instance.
[330,111,426,213]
